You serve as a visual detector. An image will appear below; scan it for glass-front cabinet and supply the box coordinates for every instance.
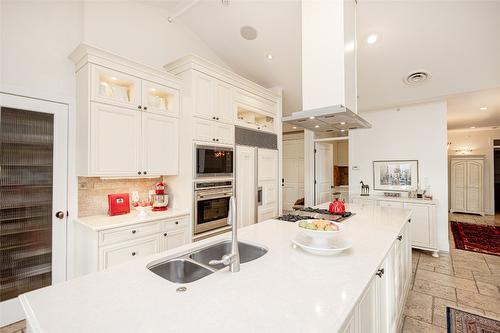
[141,80,179,117]
[236,104,275,133]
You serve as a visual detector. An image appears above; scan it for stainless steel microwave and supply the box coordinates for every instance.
[195,145,233,178]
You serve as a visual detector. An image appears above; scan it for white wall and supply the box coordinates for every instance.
[448,128,500,215]
[349,101,449,251]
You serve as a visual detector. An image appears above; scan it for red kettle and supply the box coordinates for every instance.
[329,198,346,214]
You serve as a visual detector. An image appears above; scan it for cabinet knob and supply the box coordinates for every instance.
[143,171,147,175]
[138,105,142,110]
[216,117,219,120]
[175,221,179,225]
[408,218,411,223]
[55,211,65,219]
[397,235,403,241]
[376,268,385,278]
[164,233,167,237]
[212,138,216,141]
[131,252,137,256]
[143,106,148,111]
[216,138,219,142]
[132,230,137,234]
[138,171,142,175]
[212,116,216,120]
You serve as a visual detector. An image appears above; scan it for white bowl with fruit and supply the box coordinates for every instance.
[297,219,344,244]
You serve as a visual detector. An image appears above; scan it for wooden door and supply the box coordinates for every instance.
[90,103,141,176]
[142,113,178,176]
[314,142,333,205]
[236,146,256,228]
[466,160,483,213]
[214,80,234,123]
[193,72,214,120]
[283,139,304,210]
[451,160,467,212]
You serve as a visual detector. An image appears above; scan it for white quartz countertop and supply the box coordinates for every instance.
[20,203,411,333]
[350,194,438,205]
[75,208,190,231]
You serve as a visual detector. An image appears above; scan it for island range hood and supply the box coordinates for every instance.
[283,0,371,135]
[282,105,371,134]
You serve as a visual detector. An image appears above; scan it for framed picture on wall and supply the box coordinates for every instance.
[373,160,419,192]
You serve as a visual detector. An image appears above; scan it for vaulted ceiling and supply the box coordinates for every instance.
[143,0,500,129]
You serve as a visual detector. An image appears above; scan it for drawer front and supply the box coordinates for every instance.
[379,201,404,208]
[99,235,160,270]
[163,216,189,231]
[99,221,161,246]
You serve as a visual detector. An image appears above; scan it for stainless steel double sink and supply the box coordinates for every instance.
[147,240,268,284]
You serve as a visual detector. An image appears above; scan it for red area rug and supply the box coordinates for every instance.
[450,221,500,256]
[447,307,500,332]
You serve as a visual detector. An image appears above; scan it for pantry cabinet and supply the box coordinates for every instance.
[350,195,438,257]
[345,221,412,333]
[74,213,190,276]
[450,156,484,215]
[193,71,234,123]
[70,44,181,177]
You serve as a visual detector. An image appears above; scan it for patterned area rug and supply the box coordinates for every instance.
[447,307,500,333]
[450,221,500,256]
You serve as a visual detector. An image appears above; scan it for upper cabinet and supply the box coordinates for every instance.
[193,71,234,124]
[70,43,182,177]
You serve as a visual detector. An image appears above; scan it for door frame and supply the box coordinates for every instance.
[314,142,333,205]
[0,92,69,326]
[491,138,500,215]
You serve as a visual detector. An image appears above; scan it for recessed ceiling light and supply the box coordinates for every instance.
[314,125,320,128]
[340,122,346,125]
[111,77,117,80]
[150,88,156,92]
[470,126,476,129]
[366,34,378,44]
[479,106,488,111]
[267,54,273,60]
[340,129,346,132]
[240,26,258,41]
[309,116,315,120]
[292,126,297,129]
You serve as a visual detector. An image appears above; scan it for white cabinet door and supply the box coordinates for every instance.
[340,312,356,333]
[193,71,214,120]
[258,149,278,222]
[100,235,160,270]
[357,276,378,333]
[214,80,234,123]
[236,145,256,228]
[90,103,141,176]
[378,243,397,333]
[161,227,189,251]
[194,117,215,143]
[451,160,467,212]
[314,142,333,205]
[215,122,234,145]
[283,139,304,211]
[466,160,483,213]
[142,113,178,175]
[404,203,430,247]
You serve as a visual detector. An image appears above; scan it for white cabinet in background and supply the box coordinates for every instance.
[350,195,438,257]
[357,275,378,333]
[450,156,484,215]
[193,118,234,145]
[71,44,182,177]
[258,148,279,222]
[74,215,190,276]
[236,145,256,228]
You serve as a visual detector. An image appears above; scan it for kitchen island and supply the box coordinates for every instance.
[20,204,412,333]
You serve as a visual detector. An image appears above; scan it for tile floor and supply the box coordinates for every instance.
[401,213,500,332]
[2,214,498,333]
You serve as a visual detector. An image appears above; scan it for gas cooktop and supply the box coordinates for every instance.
[278,207,354,223]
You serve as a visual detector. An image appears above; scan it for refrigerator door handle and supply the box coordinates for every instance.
[257,187,263,206]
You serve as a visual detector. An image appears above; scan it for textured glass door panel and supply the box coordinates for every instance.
[0,107,54,302]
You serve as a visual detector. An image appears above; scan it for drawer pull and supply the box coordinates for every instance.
[376,268,384,278]
[131,252,137,256]
[175,221,179,225]
[164,233,168,237]
[408,218,411,223]
[397,235,403,241]
[131,230,137,234]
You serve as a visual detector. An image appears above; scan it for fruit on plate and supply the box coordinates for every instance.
[298,220,340,231]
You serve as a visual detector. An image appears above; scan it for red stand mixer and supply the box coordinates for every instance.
[152,182,169,211]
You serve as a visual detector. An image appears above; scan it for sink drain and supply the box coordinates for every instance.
[176,287,187,293]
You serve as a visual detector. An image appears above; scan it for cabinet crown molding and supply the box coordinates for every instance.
[69,43,182,88]
[164,54,281,103]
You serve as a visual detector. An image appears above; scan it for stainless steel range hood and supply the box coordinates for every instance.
[282,105,371,134]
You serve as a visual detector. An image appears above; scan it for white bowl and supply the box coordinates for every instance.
[297,219,344,244]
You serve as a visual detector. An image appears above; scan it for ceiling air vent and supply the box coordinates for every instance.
[404,70,431,86]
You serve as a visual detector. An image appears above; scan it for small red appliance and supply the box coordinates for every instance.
[152,182,168,211]
[108,193,131,216]
[329,198,346,214]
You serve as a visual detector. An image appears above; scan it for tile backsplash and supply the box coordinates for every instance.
[78,177,162,217]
